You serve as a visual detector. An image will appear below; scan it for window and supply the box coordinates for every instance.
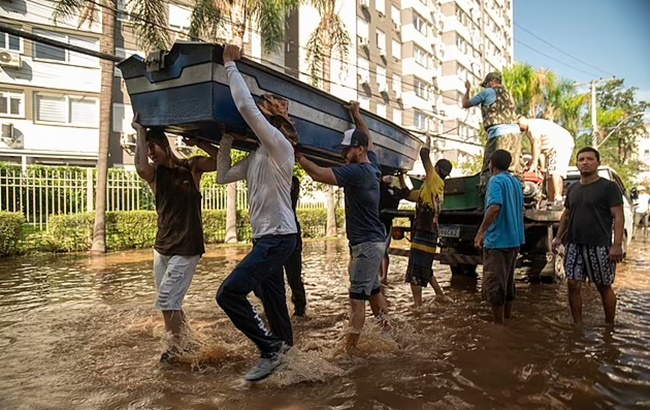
[376,30,386,53]
[33,30,99,66]
[117,0,135,22]
[0,89,24,118]
[413,46,429,68]
[376,0,385,15]
[0,30,21,52]
[358,57,369,83]
[376,66,386,86]
[359,96,370,110]
[169,4,191,37]
[414,78,428,99]
[392,109,402,126]
[376,103,386,118]
[391,6,401,27]
[392,74,401,94]
[36,94,98,127]
[414,112,427,130]
[357,18,369,41]
[413,14,427,35]
[391,39,401,59]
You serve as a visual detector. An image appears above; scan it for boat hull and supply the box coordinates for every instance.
[117,43,422,172]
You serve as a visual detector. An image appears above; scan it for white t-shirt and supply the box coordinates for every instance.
[635,193,650,214]
[527,119,574,152]
[217,61,297,239]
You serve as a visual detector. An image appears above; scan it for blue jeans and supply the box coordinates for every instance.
[216,234,297,357]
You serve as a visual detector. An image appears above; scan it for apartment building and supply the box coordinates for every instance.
[286,0,512,174]
[0,0,102,166]
[438,0,513,163]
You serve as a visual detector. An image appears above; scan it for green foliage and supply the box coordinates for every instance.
[0,212,24,256]
[36,208,340,254]
[502,63,585,134]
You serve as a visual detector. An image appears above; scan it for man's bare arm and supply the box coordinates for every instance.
[348,101,374,152]
[132,113,155,185]
[297,154,337,185]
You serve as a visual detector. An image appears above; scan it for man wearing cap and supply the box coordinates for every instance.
[518,116,575,210]
[633,186,649,239]
[215,44,298,382]
[297,101,390,351]
[402,145,454,308]
[462,72,522,196]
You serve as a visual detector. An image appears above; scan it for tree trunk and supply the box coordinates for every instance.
[225,183,238,243]
[91,0,116,254]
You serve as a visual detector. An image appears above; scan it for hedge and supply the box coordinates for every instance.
[43,208,346,253]
[0,211,24,256]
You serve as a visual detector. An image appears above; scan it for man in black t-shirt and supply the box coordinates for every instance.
[552,147,624,325]
[297,101,390,350]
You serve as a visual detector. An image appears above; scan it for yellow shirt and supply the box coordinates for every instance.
[409,161,445,253]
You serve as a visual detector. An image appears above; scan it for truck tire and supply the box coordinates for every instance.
[531,252,564,283]
[450,264,477,277]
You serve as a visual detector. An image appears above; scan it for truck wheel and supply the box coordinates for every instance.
[450,264,477,277]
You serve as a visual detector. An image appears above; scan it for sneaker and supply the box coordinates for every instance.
[244,343,289,382]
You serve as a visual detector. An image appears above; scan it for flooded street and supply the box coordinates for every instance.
[0,239,648,409]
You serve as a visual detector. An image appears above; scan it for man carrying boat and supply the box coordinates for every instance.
[215,44,298,382]
[296,101,390,351]
[131,114,217,363]
[462,72,523,196]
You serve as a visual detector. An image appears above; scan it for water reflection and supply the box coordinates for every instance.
[0,239,648,409]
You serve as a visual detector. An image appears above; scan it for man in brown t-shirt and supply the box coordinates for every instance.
[132,113,217,362]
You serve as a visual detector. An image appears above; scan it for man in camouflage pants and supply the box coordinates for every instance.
[462,72,523,196]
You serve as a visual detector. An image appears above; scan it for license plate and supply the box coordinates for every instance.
[439,226,461,238]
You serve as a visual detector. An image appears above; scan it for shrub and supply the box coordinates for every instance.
[0,211,24,256]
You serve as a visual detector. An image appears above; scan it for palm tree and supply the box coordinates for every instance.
[186,0,302,243]
[304,0,350,237]
[52,0,119,254]
[502,63,586,133]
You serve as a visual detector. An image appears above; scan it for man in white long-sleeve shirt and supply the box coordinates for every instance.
[215,44,298,382]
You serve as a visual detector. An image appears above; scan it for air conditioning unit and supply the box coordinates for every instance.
[378,47,386,58]
[358,36,369,47]
[120,132,136,154]
[360,0,369,9]
[395,90,401,99]
[0,50,22,68]
[379,82,389,94]
[439,110,446,116]
[393,21,400,32]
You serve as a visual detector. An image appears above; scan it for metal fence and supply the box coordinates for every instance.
[0,164,325,228]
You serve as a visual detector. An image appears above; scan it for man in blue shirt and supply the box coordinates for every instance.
[474,149,525,324]
[297,101,389,350]
[462,72,523,197]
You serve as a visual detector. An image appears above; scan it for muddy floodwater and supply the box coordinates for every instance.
[0,239,648,410]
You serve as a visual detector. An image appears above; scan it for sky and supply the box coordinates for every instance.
[513,0,650,120]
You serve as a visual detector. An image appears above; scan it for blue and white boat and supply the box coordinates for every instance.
[117,42,422,172]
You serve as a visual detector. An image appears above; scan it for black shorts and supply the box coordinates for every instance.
[405,248,435,287]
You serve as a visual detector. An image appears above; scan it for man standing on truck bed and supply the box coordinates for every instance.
[462,72,522,197]
[552,147,624,325]
[474,149,525,324]
[297,101,390,351]
[403,146,454,308]
[517,116,575,210]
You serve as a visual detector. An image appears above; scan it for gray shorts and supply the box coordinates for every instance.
[153,249,201,310]
[482,248,518,305]
[348,241,385,300]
